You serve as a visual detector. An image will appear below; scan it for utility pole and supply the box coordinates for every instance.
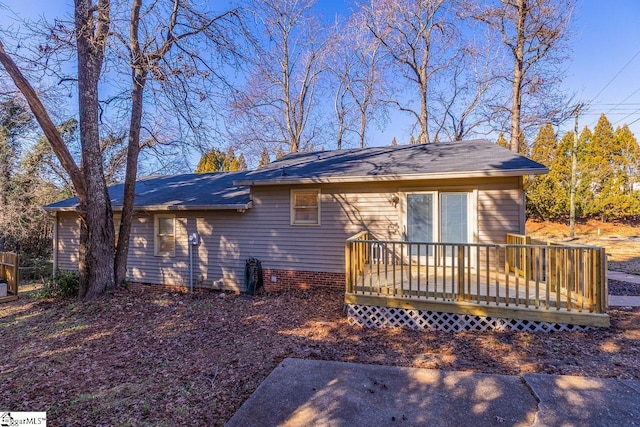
[569,103,584,238]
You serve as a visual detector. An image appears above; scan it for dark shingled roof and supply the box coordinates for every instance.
[236,139,547,185]
[44,171,252,211]
[44,140,547,211]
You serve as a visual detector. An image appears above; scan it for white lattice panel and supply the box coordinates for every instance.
[347,304,594,332]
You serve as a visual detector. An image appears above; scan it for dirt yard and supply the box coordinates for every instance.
[1,219,638,426]
[1,286,639,426]
[527,219,640,274]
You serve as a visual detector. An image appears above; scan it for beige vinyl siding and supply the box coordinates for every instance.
[240,183,400,275]
[242,177,523,275]
[57,213,80,271]
[56,210,247,291]
[476,178,523,243]
[53,175,524,289]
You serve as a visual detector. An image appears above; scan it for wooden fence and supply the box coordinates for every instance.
[0,252,19,302]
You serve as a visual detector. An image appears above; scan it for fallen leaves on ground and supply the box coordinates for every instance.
[1,287,638,426]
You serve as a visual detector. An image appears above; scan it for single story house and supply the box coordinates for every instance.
[45,139,546,292]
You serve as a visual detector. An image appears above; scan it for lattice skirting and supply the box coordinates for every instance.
[346,304,594,332]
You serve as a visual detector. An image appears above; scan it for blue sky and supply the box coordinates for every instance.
[564,0,640,135]
[2,0,640,147]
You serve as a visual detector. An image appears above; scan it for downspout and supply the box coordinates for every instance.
[52,211,58,279]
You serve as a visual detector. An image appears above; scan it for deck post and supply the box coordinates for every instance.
[0,252,19,301]
[599,248,608,312]
[345,240,352,293]
[457,245,464,301]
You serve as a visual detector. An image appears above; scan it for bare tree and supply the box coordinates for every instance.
[326,23,358,150]
[111,0,243,286]
[0,0,113,297]
[1,0,244,294]
[473,0,575,152]
[361,0,457,144]
[349,32,387,149]
[430,33,503,142]
[328,12,389,149]
[230,0,327,154]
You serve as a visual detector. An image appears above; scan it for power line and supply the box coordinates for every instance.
[605,86,640,115]
[591,102,640,106]
[613,106,640,126]
[590,48,640,103]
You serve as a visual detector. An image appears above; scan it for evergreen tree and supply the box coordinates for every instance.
[496,133,508,149]
[236,153,247,171]
[526,124,564,220]
[275,145,286,160]
[613,124,640,194]
[225,146,239,171]
[583,115,617,219]
[195,146,247,173]
[517,134,529,157]
[580,114,640,220]
[529,123,556,164]
[258,147,271,168]
[575,125,594,216]
[391,137,398,146]
[409,135,416,145]
[195,148,224,173]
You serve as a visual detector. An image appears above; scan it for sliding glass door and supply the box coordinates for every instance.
[407,193,435,260]
[405,191,471,265]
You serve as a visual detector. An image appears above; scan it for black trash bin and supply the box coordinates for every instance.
[244,258,263,295]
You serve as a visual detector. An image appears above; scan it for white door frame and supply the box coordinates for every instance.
[400,189,477,267]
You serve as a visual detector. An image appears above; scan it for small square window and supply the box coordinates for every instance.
[291,190,321,225]
[155,214,176,256]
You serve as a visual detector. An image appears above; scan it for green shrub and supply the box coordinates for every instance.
[39,270,79,299]
[20,256,53,281]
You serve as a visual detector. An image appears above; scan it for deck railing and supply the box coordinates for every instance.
[345,232,607,316]
[0,252,19,302]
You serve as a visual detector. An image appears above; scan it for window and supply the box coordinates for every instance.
[155,214,176,256]
[291,189,321,225]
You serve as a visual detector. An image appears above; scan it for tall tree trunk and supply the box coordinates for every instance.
[77,216,89,297]
[0,38,93,293]
[359,107,366,149]
[115,70,145,286]
[419,68,430,144]
[115,0,145,287]
[75,0,115,297]
[509,0,527,153]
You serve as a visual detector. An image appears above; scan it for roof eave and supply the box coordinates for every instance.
[44,201,253,213]
[233,168,548,186]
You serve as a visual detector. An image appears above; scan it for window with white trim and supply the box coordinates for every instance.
[154,214,176,256]
[291,189,321,225]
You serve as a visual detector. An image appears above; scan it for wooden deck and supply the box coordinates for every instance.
[345,233,609,327]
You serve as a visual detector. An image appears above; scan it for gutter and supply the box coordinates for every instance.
[43,200,253,213]
[233,168,549,187]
